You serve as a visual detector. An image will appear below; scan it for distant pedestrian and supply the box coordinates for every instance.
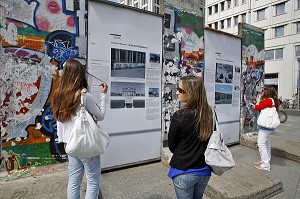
[168,75,213,199]
[52,59,108,199]
[251,86,279,171]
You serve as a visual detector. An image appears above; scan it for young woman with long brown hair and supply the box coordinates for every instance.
[168,75,213,199]
[251,86,279,171]
[52,59,108,199]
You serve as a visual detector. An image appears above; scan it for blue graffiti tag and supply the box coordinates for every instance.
[46,31,79,66]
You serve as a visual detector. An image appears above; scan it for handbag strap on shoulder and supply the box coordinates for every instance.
[80,88,87,108]
[211,107,220,131]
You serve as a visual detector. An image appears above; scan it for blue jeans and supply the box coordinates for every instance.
[173,173,210,199]
[67,155,101,199]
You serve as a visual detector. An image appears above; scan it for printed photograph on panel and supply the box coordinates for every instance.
[150,53,160,63]
[235,65,241,73]
[111,48,146,79]
[110,82,145,109]
[215,84,233,104]
[215,63,233,83]
[149,88,159,97]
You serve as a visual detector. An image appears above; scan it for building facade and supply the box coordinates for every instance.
[119,0,161,13]
[205,0,300,100]
[119,0,204,14]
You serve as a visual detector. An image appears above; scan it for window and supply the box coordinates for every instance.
[265,51,273,60]
[143,0,148,5]
[221,20,225,29]
[275,3,285,16]
[227,18,231,28]
[154,6,159,14]
[227,0,231,9]
[234,0,239,7]
[155,0,159,5]
[297,22,300,33]
[134,2,138,7]
[242,13,246,23]
[296,46,300,57]
[208,7,212,15]
[221,2,225,11]
[298,0,300,9]
[208,24,212,28]
[275,25,284,37]
[234,16,239,26]
[265,48,283,60]
[257,9,265,21]
[215,4,218,13]
[242,0,246,4]
[214,22,218,30]
[275,49,283,59]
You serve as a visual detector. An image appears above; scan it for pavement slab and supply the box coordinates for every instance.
[206,146,283,199]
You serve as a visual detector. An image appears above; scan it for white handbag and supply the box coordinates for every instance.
[204,108,235,176]
[257,98,280,129]
[66,89,110,158]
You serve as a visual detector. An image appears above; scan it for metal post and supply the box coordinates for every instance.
[297,57,300,109]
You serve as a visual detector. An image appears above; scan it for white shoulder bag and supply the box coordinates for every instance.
[204,108,235,176]
[257,98,280,129]
[66,89,110,158]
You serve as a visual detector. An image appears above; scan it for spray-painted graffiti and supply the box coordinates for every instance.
[0,0,86,179]
[46,31,79,68]
[177,11,204,77]
[162,5,204,147]
[0,150,31,175]
[240,24,264,136]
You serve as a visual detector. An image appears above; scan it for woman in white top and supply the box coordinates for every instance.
[52,59,108,199]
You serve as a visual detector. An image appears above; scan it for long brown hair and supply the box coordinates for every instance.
[52,59,88,122]
[260,86,279,110]
[180,75,213,141]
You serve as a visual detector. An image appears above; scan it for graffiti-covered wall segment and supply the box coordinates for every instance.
[162,4,204,149]
[239,23,264,137]
[0,0,87,180]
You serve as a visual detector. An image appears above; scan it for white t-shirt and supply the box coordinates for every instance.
[56,92,107,143]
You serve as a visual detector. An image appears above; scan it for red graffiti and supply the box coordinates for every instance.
[196,22,202,30]
[185,25,193,35]
[36,16,50,31]
[47,1,61,14]
[1,150,31,175]
[67,16,75,27]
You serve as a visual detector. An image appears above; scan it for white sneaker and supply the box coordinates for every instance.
[255,165,270,171]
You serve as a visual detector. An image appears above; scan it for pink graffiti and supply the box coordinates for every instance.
[67,16,75,27]
[185,25,193,35]
[36,16,50,31]
[47,1,61,14]
[196,22,202,30]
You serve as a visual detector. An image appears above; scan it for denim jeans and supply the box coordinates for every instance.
[257,129,272,168]
[67,155,101,199]
[173,173,210,199]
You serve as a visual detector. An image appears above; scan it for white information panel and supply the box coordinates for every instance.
[88,1,162,168]
[204,28,241,144]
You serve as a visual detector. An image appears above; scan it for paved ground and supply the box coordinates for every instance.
[273,114,300,143]
[1,114,299,199]
[1,144,300,199]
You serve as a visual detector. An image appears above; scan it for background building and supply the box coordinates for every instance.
[119,0,204,14]
[119,0,161,13]
[205,0,300,101]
